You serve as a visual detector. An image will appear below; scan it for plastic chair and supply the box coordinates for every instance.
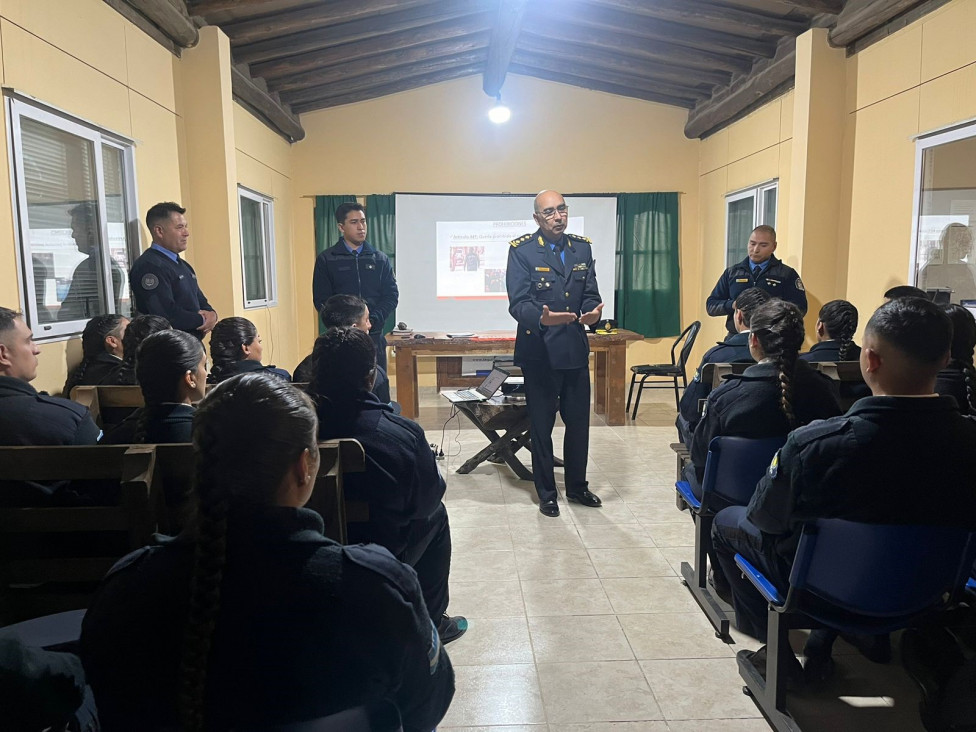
[734,520,976,730]
[627,320,701,419]
[674,435,785,640]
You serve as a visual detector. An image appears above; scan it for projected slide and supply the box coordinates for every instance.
[436,217,584,299]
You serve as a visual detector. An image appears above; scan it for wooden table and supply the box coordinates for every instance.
[389,329,643,426]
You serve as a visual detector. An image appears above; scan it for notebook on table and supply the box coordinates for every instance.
[441,367,509,403]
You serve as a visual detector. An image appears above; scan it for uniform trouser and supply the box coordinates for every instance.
[522,361,591,504]
[371,330,388,371]
[399,502,452,620]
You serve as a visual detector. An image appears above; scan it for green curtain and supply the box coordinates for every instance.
[313,195,356,333]
[614,192,680,338]
[365,194,397,334]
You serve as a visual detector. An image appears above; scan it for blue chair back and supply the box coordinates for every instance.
[790,519,976,626]
[700,436,786,507]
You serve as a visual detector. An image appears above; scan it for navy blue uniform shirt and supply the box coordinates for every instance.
[506,230,601,369]
[129,247,214,335]
[706,255,807,333]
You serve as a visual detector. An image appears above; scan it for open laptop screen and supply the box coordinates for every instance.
[477,367,510,398]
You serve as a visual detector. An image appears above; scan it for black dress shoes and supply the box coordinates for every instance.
[539,500,560,517]
[566,490,602,508]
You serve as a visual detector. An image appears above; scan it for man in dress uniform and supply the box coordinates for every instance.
[506,190,604,517]
[312,202,398,370]
[706,225,806,334]
[129,202,216,338]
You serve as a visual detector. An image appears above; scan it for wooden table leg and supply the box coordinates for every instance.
[593,350,607,415]
[395,350,419,419]
[606,344,627,426]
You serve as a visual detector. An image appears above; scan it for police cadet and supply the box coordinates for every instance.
[0,307,100,504]
[312,202,398,371]
[507,190,604,517]
[129,202,216,338]
[706,225,806,334]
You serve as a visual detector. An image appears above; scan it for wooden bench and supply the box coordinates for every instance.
[70,385,144,430]
[808,360,867,411]
[699,361,751,390]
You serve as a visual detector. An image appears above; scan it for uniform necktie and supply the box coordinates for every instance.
[551,241,565,265]
[752,265,761,279]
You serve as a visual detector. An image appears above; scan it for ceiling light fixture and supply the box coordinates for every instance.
[488,95,511,124]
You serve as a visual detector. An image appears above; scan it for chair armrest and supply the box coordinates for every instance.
[674,481,701,511]
[734,553,786,607]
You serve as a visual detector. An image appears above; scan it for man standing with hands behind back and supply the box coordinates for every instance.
[507,191,604,517]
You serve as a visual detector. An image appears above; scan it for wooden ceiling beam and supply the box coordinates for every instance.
[777,0,845,15]
[234,0,492,64]
[116,0,199,47]
[830,0,925,46]
[525,4,776,58]
[684,38,796,139]
[221,0,438,45]
[231,64,305,141]
[187,0,318,26]
[483,0,529,97]
[582,0,808,37]
[508,65,698,108]
[291,64,484,113]
[517,32,730,86]
[281,49,488,106]
[511,51,711,101]
[252,12,493,81]
[270,33,490,94]
[526,19,753,74]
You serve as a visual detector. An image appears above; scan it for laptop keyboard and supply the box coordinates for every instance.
[456,390,480,400]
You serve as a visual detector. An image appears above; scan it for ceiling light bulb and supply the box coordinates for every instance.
[489,98,511,124]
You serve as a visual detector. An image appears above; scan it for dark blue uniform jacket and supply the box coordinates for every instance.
[0,376,99,448]
[706,255,807,333]
[799,340,862,363]
[506,230,601,369]
[678,331,754,432]
[129,248,214,334]
[80,506,454,732]
[100,403,195,445]
[312,240,399,332]
[935,364,974,415]
[208,358,291,384]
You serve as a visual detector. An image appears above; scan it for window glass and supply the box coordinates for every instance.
[238,188,276,308]
[725,181,777,267]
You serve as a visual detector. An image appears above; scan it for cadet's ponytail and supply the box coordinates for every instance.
[818,300,858,361]
[750,301,806,427]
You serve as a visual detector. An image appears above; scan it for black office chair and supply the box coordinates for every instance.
[626,320,701,419]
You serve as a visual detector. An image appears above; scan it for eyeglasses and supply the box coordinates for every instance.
[537,204,569,220]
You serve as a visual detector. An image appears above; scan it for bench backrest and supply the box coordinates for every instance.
[699,361,751,389]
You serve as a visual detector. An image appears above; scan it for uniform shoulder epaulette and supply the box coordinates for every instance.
[790,416,849,448]
[509,233,533,248]
[566,232,592,244]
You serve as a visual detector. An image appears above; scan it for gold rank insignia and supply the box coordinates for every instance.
[509,233,533,248]
[567,233,592,244]
[535,266,550,272]
[736,278,749,283]
[572,263,588,271]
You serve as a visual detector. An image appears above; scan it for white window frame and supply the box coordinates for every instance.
[909,121,976,287]
[725,179,778,267]
[7,93,139,340]
[238,185,277,309]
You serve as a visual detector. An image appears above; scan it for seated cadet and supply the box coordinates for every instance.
[207,317,290,384]
[293,294,394,406]
[935,304,976,415]
[101,330,207,445]
[0,307,100,506]
[111,314,171,386]
[310,327,466,643]
[800,299,861,362]
[676,287,771,445]
[81,373,454,731]
[62,314,128,397]
[711,297,976,681]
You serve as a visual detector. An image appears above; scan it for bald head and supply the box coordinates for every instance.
[533,190,568,242]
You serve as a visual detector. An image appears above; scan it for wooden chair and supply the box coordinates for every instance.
[69,385,144,430]
[0,445,156,623]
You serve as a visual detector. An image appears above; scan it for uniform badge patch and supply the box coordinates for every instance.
[735,278,749,283]
[796,278,805,292]
[141,273,159,290]
[535,267,550,272]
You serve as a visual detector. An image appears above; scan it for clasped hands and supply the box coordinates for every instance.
[541,302,604,327]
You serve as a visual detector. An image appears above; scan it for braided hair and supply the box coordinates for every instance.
[178,373,318,731]
[208,317,258,383]
[116,315,171,384]
[749,300,806,427]
[818,300,859,361]
[63,314,125,396]
[133,330,204,443]
[732,287,771,327]
[944,304,976,413]
[309,327,377,409]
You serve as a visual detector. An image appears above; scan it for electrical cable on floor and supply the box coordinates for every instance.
[437,405,460,462]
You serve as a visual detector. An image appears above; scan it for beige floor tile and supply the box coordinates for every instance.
[451,525,515,552]
[537,660,664,724]
[447,505,510,527]
[451,549,518,582]
[601,577,699,615]
[507,503,577,527]
[657,545,696,575]
[612,484,675,502]
[440,727,546,732]
[575,523,656,548]
[512,524,586,550]
[640,658,761,720]
[521,579,613,617]
[565,501,639,525]
[515,548,597,580]
[443,488,508,509]
[667,719,769,731]
[439,664,547,727]
[642,521,695,547]
[618,612,735,660]
[626,502,690,524]
[448,580,525,618]
[528,615,634,663]
[549,724,669,732]
[445,616,534,666]
[587,547,676,578]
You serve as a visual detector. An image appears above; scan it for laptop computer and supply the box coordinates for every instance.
[441,367,509,403]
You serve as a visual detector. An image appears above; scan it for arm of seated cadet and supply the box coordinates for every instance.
[74,413,101,445]
[688,397,722,483]
[746,437,800,535]
[705,271,733,317]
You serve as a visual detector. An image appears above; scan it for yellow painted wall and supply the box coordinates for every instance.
[292,74,702,384]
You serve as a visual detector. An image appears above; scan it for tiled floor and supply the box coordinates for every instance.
[410,387,929,732]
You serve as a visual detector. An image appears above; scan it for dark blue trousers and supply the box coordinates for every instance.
[400,502,452,619]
